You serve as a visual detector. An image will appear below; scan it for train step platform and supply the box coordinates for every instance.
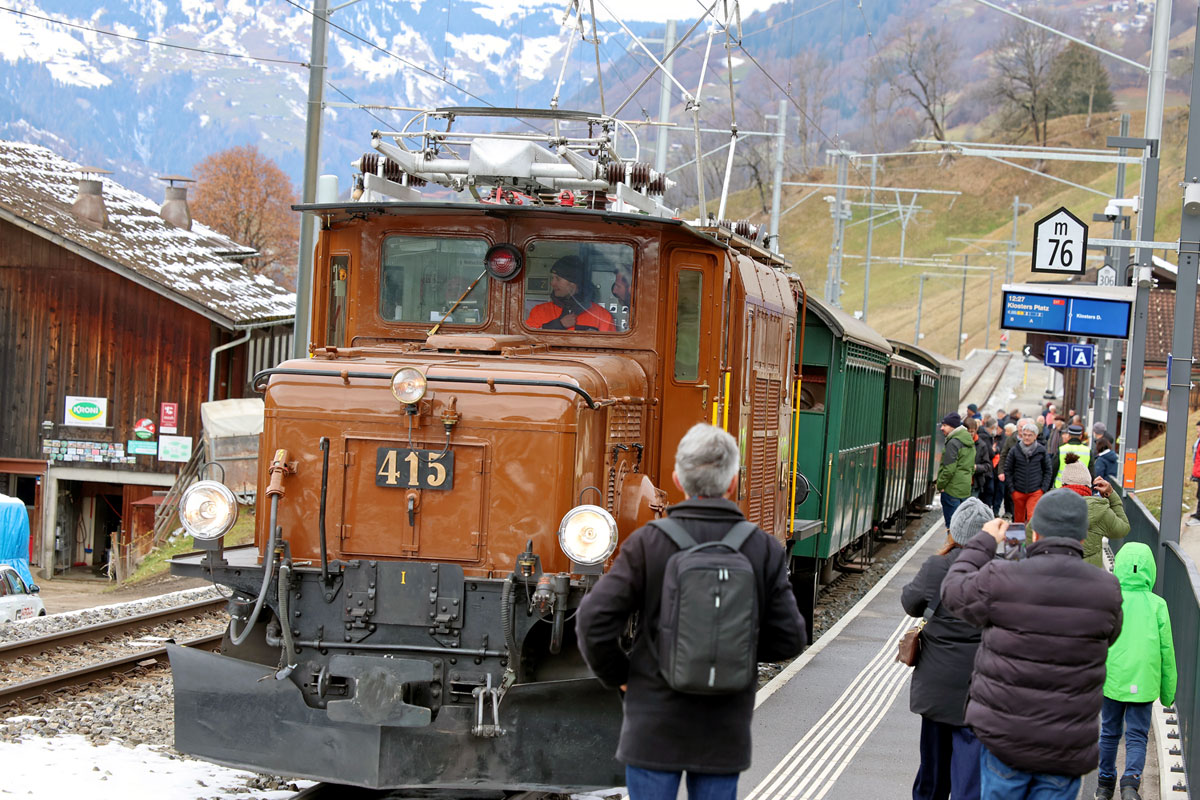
[740,519,1163,800]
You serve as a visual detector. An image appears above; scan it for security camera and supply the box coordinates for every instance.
[1104,197,1140,220]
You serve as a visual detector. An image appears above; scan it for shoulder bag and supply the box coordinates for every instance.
[896,592,941,667]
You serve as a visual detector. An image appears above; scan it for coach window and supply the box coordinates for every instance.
[674,270,703,381]
[379,236,490,325]
[522,240,634,333]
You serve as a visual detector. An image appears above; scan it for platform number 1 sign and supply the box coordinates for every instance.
[1031,207,1088,276]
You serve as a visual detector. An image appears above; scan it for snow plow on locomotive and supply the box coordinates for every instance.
[167,108,812,792]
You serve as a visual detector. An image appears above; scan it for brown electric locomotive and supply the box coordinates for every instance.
[168,108,807,793]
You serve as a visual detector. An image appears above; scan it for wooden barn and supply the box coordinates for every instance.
[0,141,295,579]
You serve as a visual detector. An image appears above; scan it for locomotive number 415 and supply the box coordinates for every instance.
[375,447,455,490]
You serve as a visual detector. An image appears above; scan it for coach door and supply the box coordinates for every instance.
[659,248,723,503]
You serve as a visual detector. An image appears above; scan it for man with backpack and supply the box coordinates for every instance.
[576,423,807,800]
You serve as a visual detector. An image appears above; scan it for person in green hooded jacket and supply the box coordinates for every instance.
[936,412,976,529]
[1096,542,1177,800]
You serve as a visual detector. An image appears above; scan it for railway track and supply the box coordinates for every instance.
[959,351,1013,410]
[0,597,227,708]
[0,596,226,663]
[0,632,223,707]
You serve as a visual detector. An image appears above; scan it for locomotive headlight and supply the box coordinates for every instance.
[557,505,618,565]
[390,367,427,404]
[179,480,239,541]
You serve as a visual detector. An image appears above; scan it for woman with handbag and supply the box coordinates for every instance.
[900,497,991,800]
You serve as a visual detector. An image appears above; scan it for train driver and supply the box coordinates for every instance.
[525,255,615,332]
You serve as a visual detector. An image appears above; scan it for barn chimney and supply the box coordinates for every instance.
[70,167,112,228]
[157,174,195,230]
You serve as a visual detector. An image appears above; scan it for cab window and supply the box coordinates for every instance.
[379,236,489,325]
[523,240,633,333]
[4,571,22,595]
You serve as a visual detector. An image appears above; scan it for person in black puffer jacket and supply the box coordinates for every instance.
[901,497,988,800]
[941,489,1123,799]
[1000,420,1053,524]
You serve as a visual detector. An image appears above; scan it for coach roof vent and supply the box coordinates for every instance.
[70,166,112,228]
[157,174,195,230]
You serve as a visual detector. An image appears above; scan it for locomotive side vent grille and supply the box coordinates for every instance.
[608,404,643,443]
[607,403,645,510]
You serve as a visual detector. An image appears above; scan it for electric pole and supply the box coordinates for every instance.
[862,156,877,322]
[292,0,329,358]
[1158,7,1200,553]
[653,19,677,176]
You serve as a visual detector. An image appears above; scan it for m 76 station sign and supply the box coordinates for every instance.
[1031,207,1088,275]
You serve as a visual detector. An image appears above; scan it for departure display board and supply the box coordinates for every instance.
[1001,286,1133,339]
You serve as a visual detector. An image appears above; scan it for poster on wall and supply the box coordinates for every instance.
[160,402,178,434]
[158,435,193,463]
[64,396,108,428]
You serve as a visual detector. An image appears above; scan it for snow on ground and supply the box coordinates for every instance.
[0,732,310,799]
[0,731,628,799]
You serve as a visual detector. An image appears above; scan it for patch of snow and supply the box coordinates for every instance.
[469,0,777,24]
[0,734,310,799]
[516,35,563,83]
[0,10,112,89]
[446,32,510,78]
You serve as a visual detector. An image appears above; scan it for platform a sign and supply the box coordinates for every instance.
[1032,207,1088,275]
[1045,342,1095,369]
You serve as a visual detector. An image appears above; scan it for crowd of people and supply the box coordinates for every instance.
[916,404,1174,800]
[567,417,1174,800]
[937,402,1122,529]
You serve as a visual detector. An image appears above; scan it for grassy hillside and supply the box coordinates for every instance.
[713,105,1194,360]
[1127,407,1200,520]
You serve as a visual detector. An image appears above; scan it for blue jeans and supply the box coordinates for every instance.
[980,748,1080,800]
[913,717,981,800]
[1099,697,1152,787]
[941,493,964,529]
[625,765,738,800]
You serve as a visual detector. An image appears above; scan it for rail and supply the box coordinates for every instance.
[0,597,226,663]
[1121,490,1194,791]
[959,351,1012,408]
[0,632,223,707]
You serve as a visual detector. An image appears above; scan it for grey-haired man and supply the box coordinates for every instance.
[576,424,806,800]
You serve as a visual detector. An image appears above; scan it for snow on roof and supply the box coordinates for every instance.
[0,140,295,329]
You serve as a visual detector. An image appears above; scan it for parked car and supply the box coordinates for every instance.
[0,564,44,621]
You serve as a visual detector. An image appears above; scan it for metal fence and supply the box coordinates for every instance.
[1121,490,1195,790]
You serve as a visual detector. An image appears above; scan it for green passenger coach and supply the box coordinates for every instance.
[889,340,962,498]
[791,295,891,563]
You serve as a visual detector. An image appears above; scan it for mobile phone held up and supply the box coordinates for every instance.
[1003,523,1026,561]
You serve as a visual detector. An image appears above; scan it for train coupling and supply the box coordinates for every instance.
[471,672,504,738]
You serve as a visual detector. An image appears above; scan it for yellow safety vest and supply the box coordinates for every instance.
[1054,441,1091,487]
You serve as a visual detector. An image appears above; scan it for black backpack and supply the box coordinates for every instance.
[648,517,760,695]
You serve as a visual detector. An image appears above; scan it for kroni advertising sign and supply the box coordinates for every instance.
[64,396,108,428]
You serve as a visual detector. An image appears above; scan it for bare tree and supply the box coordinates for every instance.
[890,23,959,142]
[789,51,834,168]
[861,57,902,153]
[990,15,1063,147]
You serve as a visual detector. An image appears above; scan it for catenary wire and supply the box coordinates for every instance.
[0,5,308,66]
[693,0,872,186]
[742,0,840,38]
[280,0,552,134]
[327,81,394,129]
[279,0,493,108]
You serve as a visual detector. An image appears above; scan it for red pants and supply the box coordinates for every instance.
[1012,490,1043,523]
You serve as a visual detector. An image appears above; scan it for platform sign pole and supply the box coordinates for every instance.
[1158,8,1200,550]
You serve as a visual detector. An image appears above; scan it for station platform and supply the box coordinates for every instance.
[740,518,1163,800]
